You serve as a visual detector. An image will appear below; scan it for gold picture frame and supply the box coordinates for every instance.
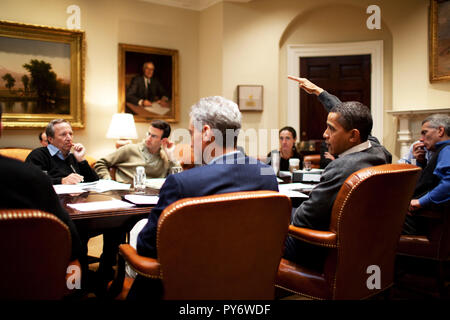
[237,85,263,111]
[0,20,85,128]
[118,43,179,123]
[429,0,450,82]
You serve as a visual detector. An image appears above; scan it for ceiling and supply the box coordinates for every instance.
[139,0,252,11]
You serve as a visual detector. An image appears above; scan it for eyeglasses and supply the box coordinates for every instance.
[146,132,160,139]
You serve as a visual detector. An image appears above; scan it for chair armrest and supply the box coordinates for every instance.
[288,225,337,248]
[119,244,161,279]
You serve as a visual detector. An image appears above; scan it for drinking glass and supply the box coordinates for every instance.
[134,166,146,194]
[303,160,312,171]
[170,166,183,175]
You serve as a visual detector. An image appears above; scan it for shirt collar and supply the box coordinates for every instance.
[436,139,450,148]
[339,140,372,158]
[47,144,65,160]
[208,150,242,165]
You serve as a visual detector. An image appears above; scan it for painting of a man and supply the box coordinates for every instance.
[119,44,178,123]
[126,62,168,107]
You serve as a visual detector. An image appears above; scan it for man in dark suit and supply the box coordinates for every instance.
[285,77,390,270]
[126,61,168,107]
[127,96,279,299]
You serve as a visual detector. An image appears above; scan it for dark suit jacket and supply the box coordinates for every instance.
[136,151,279,259]
[0,155,82,260]
[284,146,388,270]
[126,75,167,105]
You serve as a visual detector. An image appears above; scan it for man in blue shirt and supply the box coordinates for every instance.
[398,140,432,167]
[404,114,450,234]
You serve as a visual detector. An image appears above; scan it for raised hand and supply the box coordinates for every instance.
[288,76,324,96]
[72,143,86,162]
[162,138,176,162]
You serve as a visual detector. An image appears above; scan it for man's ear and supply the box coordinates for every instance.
[349,129,361,144]
[202,124,213,142]
[437,126,445,137]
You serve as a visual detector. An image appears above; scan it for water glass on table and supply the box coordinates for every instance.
[170,166,183,175]
[303,160,312,171]
[133,166,146,194]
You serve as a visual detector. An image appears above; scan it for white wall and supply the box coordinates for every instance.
[0,0,199,159]
[1,0,449,161]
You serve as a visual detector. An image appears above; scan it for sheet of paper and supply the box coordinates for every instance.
[278,189,308,199]
[82,179,131,193]
[279,170,292,178]
[278,183,314,198]
[302,174,321,182]
[123,194,159,205]
[53,179,131,194]
[145,178,166,190]
[144,102,170,116]
[67,200,135,212]
[53,184,86,194]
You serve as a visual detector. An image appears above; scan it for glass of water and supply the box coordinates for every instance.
[170,166,183,175]
[134,166,146,194]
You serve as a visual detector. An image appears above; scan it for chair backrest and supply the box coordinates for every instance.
[0,148,32,162]
[0,210,71,300]
[303,154,321,169]
[84,155,97,168]
[156,191,291,300]
[325,164,421,299]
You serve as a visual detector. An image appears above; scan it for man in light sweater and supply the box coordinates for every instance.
[94,120,179,183]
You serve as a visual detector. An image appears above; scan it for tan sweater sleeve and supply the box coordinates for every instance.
[94,146,131,179]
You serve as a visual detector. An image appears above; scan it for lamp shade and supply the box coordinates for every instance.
[106,113,138,139]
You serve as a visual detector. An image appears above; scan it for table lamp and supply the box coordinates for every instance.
[106,113,138,148]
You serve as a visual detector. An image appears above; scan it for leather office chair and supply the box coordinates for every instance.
[303,154,321,169]
[276,164,421,300]
[396,203,450,298]
[110,191,291,300]
[84,155,96,168]
[0,209,72,299]
[0,148,32,162]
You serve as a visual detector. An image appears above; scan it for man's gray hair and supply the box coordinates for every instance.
[422,114,450,136]
[46,119,70,138]
[189,96,242,148]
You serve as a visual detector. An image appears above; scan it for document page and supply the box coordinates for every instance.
[53,179,131,194]
[67,199,135,212]
[123,194,159,205]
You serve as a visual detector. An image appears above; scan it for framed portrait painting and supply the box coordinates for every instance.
[429,0,450,82]
[0,20,85,128]
[237,85,263,111]
[118,43,179,123]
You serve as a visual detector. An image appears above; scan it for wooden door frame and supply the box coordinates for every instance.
[287,40,383,143]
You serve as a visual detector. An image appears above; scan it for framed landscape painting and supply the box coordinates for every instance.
[0,20,85,129]
[429,0,450,82]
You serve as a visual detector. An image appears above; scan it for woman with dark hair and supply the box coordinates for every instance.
[267,126,302,172]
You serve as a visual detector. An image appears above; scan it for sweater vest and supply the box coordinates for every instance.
[413,141,450,198]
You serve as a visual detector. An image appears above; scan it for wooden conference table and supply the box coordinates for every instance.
[61,188,158,235]
[60,179,316,235]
